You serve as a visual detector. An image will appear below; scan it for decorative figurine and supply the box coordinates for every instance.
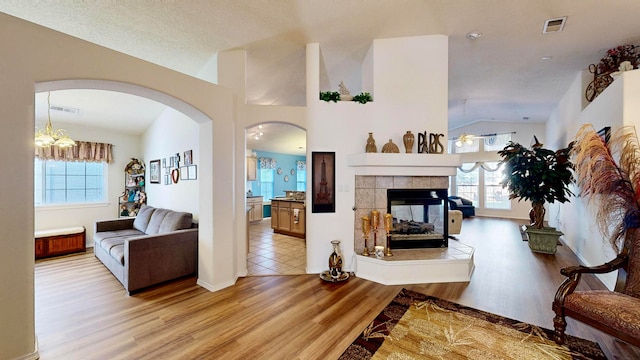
[366,132,377,153]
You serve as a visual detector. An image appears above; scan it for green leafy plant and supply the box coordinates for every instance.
[497,138,574,229]
[319,91,340,102]
[352,92,372,104]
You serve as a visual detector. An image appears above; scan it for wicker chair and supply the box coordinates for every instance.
[552,229,640,347]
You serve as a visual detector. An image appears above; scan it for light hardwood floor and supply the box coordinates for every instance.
[35,217,640,359]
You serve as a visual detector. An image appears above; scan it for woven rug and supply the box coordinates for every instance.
[340,289,606,360]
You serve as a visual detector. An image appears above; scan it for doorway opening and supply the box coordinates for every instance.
[245,122,307,275]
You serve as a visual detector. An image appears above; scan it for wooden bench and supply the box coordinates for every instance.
[35,226,86,259]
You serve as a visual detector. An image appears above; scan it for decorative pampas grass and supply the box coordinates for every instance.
[572,124,640,252]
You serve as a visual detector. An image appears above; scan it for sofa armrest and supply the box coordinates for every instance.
[123,228,198,293]
[95,218,136,233]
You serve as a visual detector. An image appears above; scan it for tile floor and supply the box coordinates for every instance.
[247,218,306,275]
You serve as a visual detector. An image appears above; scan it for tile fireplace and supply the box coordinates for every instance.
[348,154,473,285]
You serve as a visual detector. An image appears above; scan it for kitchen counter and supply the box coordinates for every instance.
[271,197,306,204]
[271,199,305,239]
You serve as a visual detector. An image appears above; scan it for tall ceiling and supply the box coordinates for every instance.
[4,1,640,153]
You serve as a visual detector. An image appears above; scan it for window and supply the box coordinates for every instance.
[456,163,478,206]
[35,159,106,205]
[484,133,513,152]
[296,169,306,191]
[260,168,274,200]
[484,161,510,209]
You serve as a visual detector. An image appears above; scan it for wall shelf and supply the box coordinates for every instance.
[347,153,461,176]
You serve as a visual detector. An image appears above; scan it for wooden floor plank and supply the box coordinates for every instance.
[34,218,640,359]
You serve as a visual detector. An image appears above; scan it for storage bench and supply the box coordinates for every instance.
[35,226,86,259]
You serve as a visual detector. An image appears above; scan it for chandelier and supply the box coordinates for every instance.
[35,92,76,148]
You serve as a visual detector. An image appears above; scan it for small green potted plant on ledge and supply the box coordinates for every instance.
[498,137,574,254]
[319,91,340,102]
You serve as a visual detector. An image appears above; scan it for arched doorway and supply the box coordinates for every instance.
[245,122,307,275]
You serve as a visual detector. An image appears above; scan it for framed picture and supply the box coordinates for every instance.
[598,126,611,145]
[149,159,161,184]
[188,165,197,180]
[311,151,335,213]
[184,150,193,165]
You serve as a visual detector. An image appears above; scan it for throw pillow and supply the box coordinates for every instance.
[453,199,463,206]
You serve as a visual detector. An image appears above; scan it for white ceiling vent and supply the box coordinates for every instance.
[543,17,567,34]
[50,105,80,115]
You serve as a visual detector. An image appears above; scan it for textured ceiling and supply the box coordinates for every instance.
[4,0,640,152]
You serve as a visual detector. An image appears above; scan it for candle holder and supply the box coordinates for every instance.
[384,213,393,256]
[361,215,371,256]
[371,210,380,256]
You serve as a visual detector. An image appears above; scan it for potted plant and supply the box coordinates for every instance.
[497,137,574,253]
[319,91,340,102]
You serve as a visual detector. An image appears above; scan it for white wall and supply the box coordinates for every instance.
[548,69,640,289]
[142,107,200,218]
[34,122,142,246]
[0,14,236,359]
[304,35,449,274]
[449,121,546,219]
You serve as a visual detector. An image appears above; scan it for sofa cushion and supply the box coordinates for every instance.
[133,205,156,232]
[145,208,171,235]
[109,244,125,265]
[158,211,193,233]
[94,229,144,246]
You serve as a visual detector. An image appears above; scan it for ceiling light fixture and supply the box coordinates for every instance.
[34,92,76,148]
[466,31,482,40]
[454,132,517,148]
[248,125,264,141]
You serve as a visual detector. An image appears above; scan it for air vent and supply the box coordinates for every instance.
[543,17,567,34]
[50,105,80,115]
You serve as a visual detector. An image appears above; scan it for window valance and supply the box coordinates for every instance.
[259,157,277,169]
[35,141,114,163]
[296,160,307,171]
[457,161,502,173]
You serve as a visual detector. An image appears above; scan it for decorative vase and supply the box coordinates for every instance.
[366,133,377,153]
[328,240,343,279]
[403,131,415,153]
[381,139,400,153]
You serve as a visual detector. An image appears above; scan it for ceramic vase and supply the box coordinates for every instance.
[366,133,377,153]
[403,131,415,153]
[328,240,343,279]
[381,139,400,153]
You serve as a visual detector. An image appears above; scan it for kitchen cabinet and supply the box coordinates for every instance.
[270,200,305,239]
[247,156,257,181]
[290,202,305,236]
[247,196,263,223]
[271,201,279,228]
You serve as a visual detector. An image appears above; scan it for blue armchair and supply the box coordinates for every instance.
[448,196,475,218]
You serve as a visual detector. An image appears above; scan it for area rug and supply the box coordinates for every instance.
[339,289,607,359]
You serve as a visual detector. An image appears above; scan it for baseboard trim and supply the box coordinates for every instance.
[197,276,237,293]
[12,337,39,360]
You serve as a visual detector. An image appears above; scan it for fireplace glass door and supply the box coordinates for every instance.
[387,189,448,248]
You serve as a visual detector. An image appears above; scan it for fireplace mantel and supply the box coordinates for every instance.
[347,153,461,176]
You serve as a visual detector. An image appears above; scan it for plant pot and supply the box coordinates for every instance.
[525,226,563,254]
